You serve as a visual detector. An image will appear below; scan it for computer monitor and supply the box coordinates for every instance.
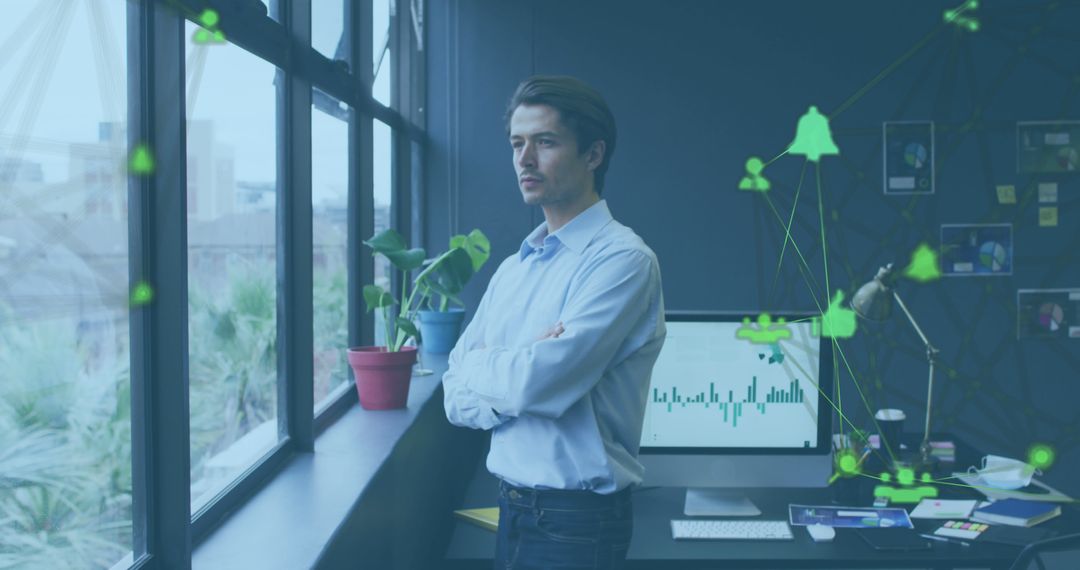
[639,311,834,516]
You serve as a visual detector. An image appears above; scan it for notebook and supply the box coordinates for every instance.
[970,499,1060,527]
[454,507,499,532]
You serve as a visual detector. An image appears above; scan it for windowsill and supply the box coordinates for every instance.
[192,354,448,569]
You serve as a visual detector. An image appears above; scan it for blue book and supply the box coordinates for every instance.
[971,499,1061,527]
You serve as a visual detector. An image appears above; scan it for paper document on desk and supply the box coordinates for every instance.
[910,499,977,519]
[953,473,1073,503]
[789,504,913,528]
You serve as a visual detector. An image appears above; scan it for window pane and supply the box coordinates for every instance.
[185,24,280,513]
[0,2,133,568]
[373,0,392,106]
[373,120,393,347]
[312,92,350,411]
[313,0,346,61]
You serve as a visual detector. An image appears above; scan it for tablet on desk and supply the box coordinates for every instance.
[856,529,932,551]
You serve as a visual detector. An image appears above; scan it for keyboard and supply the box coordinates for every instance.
[671,519,794,540]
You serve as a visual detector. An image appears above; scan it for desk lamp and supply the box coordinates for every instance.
[850,263,939,466]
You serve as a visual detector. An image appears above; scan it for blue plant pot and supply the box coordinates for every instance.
[418,309,466,354]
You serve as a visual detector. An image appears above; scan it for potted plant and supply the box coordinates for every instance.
[346,229,426,410]
[414,229,491,353]
[347,228,490,409]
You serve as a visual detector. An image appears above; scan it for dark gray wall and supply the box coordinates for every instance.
[427,1,1080,493]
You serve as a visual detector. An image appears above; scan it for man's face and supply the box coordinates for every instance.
[509,104,599,206]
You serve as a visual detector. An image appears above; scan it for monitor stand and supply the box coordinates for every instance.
[683,488,762,516]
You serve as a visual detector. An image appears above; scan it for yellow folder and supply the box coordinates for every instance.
[454,507,499,532]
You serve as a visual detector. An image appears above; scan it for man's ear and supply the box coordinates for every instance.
[586,140,606,172]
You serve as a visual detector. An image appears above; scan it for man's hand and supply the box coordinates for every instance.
[537,321,565,341]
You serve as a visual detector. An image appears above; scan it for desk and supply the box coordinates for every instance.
[444,436,1080,569]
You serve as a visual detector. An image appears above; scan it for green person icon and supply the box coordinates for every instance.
[738,156,771,192]
[819,289,857,339]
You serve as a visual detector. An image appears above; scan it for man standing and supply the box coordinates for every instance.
[442,75,666,569]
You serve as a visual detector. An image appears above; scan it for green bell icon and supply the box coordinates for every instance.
[788,106,840,162]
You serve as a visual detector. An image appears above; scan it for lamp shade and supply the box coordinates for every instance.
[850,264,895,321]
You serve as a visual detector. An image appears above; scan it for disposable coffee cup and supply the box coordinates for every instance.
[874,408,906,453]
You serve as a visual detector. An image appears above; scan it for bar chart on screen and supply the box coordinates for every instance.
[641,321,820,448]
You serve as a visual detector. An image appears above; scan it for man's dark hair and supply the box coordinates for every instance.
[505,75,617,195]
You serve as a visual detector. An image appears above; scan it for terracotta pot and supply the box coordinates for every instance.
[346,346,417,410]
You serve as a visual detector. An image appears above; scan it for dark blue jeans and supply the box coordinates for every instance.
[494,480,633,570]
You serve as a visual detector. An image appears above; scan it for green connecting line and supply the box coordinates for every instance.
[761,195,824,305]
[761,250,898,468]
[771,159,809,299]
[760,193,899,465]
[764,148,789,168]
[814,163,841,428]
[832,23,948,119]
[921,476,1080,504]
[777,345,866,455]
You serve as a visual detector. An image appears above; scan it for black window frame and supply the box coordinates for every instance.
[128,0,425,567]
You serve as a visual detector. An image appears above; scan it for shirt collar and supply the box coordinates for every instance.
[518,200,613,260]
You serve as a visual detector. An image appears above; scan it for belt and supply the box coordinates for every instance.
[499,480,632,510]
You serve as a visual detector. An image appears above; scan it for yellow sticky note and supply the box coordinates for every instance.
[996,185,1016,204]
[1039,206,1058,227]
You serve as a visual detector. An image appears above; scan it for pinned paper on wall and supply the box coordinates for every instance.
[884,121,935,195]
[940,224,1013,276]
[1039,207,1058,227]
[1038,183,1058,203]
[996,185,1017,204]
[1017,289,1080,340]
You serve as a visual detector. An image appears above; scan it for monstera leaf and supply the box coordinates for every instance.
[449,229,491,271]
[363,228,427,271]
[415,247,475,305]
[362,284,393,313]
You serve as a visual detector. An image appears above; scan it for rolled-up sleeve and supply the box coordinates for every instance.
[461,249,657,419]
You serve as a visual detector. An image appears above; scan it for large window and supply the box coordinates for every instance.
[373,0,393,107]
[184,23,281,513]
[0,2,133,568]
[313,93,351,411]
[373,119,394,347]
[1,0,424,565]
[313,0,346,61]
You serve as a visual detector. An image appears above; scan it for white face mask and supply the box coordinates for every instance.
[967,455,1039,490]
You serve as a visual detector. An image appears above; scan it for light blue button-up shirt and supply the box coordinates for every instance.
[442,200,666,494]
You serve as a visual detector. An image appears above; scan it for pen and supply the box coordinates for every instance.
[919,533,971,547]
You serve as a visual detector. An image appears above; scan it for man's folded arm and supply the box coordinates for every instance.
[461,249,657,419]
[441,269,508,430]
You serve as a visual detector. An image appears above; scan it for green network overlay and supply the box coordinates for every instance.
[0,0,1076,503]
[733,0,1076,499]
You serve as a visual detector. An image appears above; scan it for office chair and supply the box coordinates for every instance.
[1008,532,1080,570]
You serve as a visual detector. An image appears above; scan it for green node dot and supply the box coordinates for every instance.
[130,282,154,306]
[880,472,891,483]
[897,468,915,486]
[745,156,764,175]
[839,454,858,474]
[1028,444,1055,469]
[200,9,220,28]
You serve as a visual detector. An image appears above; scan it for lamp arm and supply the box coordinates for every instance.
[891,291,936,353]
[892,290,939,464]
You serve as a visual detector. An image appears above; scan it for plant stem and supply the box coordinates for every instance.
[383,304,394,352]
